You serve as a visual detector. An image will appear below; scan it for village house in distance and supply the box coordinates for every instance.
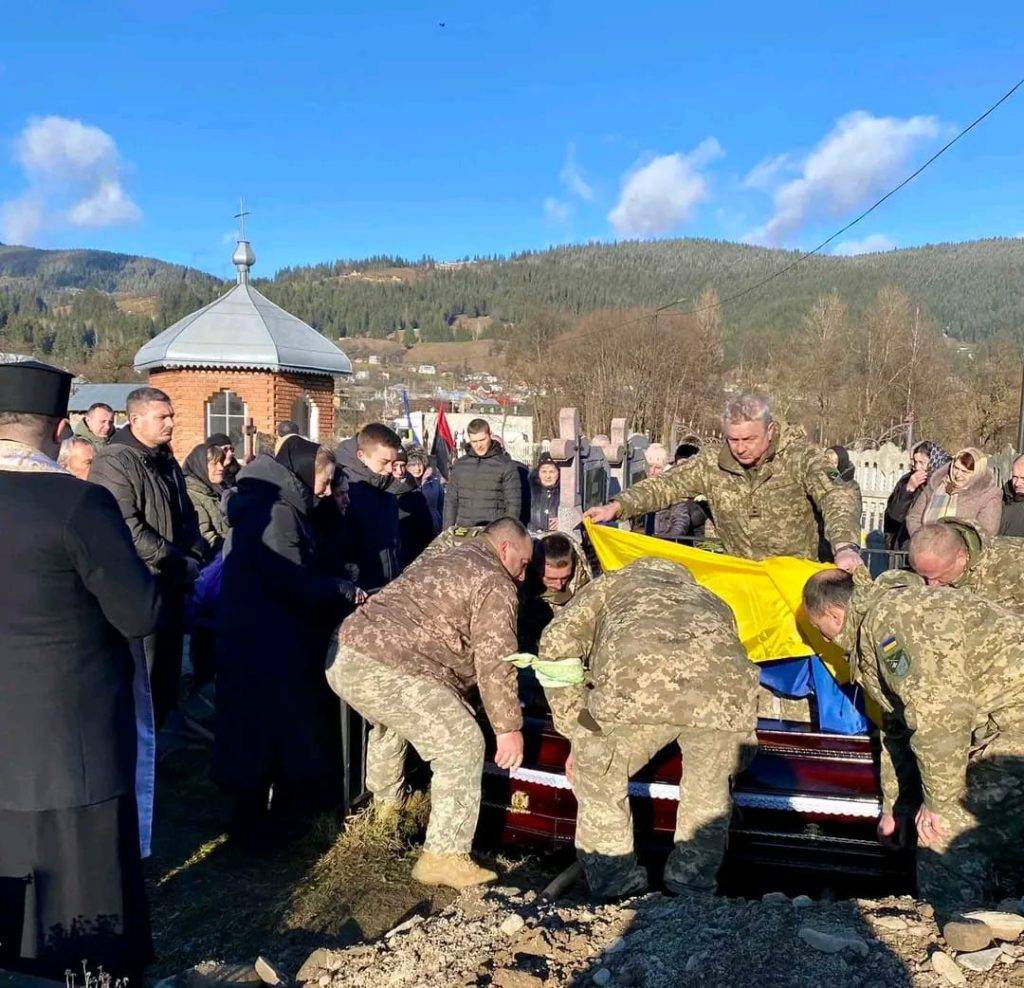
[133,228,352,458]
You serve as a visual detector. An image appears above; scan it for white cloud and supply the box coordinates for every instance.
[607,137,723,236]
[559,143,593,201]
[543,196,572,223]
[67,179,141,227]
[832,233,897,256]
[1,115,140,244]
[742,152,795,190]
[745,111,942,246]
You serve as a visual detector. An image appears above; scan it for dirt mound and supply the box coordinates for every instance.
[301,886,1024,988]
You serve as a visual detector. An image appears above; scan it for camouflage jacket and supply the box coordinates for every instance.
[612,422,861,561]
[936,517,1024,617]
[337,537,522,733]
[415,525,592,652]
[837,569,1024,814]
[539,557,760,740]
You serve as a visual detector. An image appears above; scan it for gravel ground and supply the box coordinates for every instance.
[285,886,1024,988]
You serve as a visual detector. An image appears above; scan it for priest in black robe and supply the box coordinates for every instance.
[0,357,161,983]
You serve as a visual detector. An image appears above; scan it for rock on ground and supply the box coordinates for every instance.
[299,887,1024,987]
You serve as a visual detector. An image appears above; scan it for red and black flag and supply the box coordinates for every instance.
[431,403,456,479]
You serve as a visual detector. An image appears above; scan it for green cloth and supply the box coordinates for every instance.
[504,652,585,689]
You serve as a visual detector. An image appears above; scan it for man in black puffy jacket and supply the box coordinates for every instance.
[443,419,522,528]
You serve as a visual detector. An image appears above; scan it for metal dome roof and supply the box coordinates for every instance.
[134,242,351,378]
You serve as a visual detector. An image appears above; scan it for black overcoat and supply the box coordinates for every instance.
[214,454,352,797]
[0,471,160,811]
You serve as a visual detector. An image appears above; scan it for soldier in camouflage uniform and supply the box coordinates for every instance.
[538,557,760,899]
[327,517,534,889]
[909,517,1024,616]
[584,393,863,569]
[414,524,591,651]
[802,567,1024,943]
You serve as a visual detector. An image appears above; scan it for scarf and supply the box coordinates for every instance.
[913,440,951,478]
[182,442,218,494]
[0,439,68,475]
[922,447,986,523]
[276,436,320,491]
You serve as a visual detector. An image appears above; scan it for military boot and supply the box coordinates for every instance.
[411,851,498,889]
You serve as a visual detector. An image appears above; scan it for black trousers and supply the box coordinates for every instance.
[134,589,185,728]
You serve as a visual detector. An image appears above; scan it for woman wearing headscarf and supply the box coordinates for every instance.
[884,440,951,550]
[906,447,1002,538]
[528,452,561,533]
[183,442,230,554]
[181,442,229,699]
[215,439,364,848]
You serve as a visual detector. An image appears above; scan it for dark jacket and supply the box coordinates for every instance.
[528,474,560,533]
[647,498,709,541]
[184,474,229,554]
[420,474,444,532]
[395,475,438,565]
[335,437,403,590]
[214,453,356,796]
[883,471,922,551]
[90,425,206,579]
[443,440,522,528]
[0,460,160,810]
[1000,480,1024,538]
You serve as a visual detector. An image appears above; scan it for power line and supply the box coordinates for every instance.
[645,74,1024,322]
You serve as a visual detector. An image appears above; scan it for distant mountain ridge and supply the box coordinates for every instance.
[0,244,220,295]
[2,236,1023,352]
[263,236,1024,345]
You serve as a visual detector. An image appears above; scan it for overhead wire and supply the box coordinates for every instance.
[629,73,1024,324]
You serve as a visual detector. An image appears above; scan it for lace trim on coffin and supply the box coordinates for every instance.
[483,763,880,818]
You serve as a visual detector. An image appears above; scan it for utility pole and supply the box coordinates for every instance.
[1017,357,1024,455]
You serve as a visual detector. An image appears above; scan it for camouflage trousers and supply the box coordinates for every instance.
[573,723,755,898]
[327,646,485,855]
[917,732,1024,918]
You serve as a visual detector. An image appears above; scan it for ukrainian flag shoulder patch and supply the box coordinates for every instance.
[877,634,910,679]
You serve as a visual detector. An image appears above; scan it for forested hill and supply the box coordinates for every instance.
[262,237,1024,344]
[2,237,1023,380]
[0,244,219,295]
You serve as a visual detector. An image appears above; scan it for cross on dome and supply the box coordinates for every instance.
[231,198,256,284]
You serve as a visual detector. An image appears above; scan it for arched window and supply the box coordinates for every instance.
[291,394,319,441]
[206,389,247,449]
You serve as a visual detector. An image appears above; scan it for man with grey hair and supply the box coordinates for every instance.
[586,393,863,568]
[909,517,1024,617]
[57,435,96,480]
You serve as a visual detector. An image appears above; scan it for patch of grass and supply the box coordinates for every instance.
[147,760,452,978]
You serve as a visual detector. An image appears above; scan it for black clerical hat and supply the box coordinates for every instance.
[0,356,73,417]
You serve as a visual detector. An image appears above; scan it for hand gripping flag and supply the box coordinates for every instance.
[583,522,870,732]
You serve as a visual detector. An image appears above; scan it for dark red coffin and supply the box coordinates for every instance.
[478,706,914,896]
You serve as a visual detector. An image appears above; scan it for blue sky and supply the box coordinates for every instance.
[1,1,1022,278]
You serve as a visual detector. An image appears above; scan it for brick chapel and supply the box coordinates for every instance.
[133,233,351,460]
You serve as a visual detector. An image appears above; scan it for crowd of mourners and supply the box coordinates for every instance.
[2,358,1024,984]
